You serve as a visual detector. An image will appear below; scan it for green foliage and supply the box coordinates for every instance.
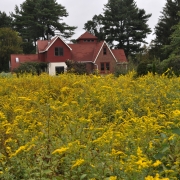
[156,14,180,76]
[13,62,47,75]
[114,61,135,77]
[136,61,149,76]
[22,41,36,54]
[0,28,22,72]
[153,0,180,61]
[0,11,12,28]
[12,0,76,54]
[12,0,76,39]
[65,60,87,74]
[84,14,105,41]
[168,57,180,76]
[84,0,151,57]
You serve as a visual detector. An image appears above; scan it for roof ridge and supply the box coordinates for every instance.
[77,31,98,40]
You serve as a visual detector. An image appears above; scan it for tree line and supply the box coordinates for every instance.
[0,0,180,76]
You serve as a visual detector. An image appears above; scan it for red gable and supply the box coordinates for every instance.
[37,36,71,53]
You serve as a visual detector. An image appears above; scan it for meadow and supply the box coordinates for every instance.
[0,72,180,180]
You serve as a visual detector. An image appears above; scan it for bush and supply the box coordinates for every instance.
[13,62,47,76]
[65,60,87,74]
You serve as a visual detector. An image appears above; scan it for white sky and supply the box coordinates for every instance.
[1,0,166,43]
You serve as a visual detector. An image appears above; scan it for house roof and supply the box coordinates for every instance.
[68,43,96,61]
[112,49,127,63]
[36,32,127,63]
[10,54,39,70]
[37,36,72,53]
[68,40,127,63]
[11,54,39,62]
[77,31,98,40]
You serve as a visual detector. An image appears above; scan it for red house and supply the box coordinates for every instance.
[11,31,128,75]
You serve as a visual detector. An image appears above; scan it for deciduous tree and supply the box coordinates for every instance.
[0,28,22,72]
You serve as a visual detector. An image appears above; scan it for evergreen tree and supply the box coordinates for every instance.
[161,14,180,76]
[84,0,151,58]
[12,0,76,53]
[84,14,105,41]
[152,0,180,61]
[0,11,12,28]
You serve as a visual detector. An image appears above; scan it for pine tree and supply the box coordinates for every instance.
[0,11,12,28]
[12,0,76,53]
[84,14,105,41]
[152,0,180,60]
[84,0,151,58]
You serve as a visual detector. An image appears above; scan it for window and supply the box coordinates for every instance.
[55,47,63,56]
[101,63,105,71]
[55,66,64,75]
[15,57,19,63]
[103,47,107,55]
[100,62,110,72]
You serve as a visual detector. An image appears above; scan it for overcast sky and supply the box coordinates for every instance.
[1,0,166,43]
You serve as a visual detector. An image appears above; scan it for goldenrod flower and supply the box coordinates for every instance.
[71,159,85,169]
[145,173,169,180]
[152,160,162,167]
[109,176,117,180]
[52,147,69,155]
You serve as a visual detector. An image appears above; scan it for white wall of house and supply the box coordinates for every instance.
[48,62,67,75]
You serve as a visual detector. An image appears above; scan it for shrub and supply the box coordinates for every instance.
[13,62,47,75]
[65,60,87,74]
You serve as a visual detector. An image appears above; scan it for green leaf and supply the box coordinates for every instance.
[161,146,169,153]
[80,174,87,180]
[160,133,167,139]
[154,153,164,160]
[172,128,180,135]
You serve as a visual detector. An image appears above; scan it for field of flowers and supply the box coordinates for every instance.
[0,72,180,180]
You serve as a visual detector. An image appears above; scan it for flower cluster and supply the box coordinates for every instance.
[0,72,179,179]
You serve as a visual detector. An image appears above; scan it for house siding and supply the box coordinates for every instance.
[46,38,71,63]
[85,62,94,74]
[95,46,117,73]
[48,62,67,75]
[10,54,39,71]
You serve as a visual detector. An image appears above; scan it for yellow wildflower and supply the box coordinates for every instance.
[11,145,26,157]
[52,147,69,155]
[71,158,85,169]
[172,110,180,117]
[135,158,151,169]
[145,173,169,180]
[152,160,162,167]
[110,176,117,180]
[137,147,143,156]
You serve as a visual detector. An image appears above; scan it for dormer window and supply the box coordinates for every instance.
[103,47,107,55]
